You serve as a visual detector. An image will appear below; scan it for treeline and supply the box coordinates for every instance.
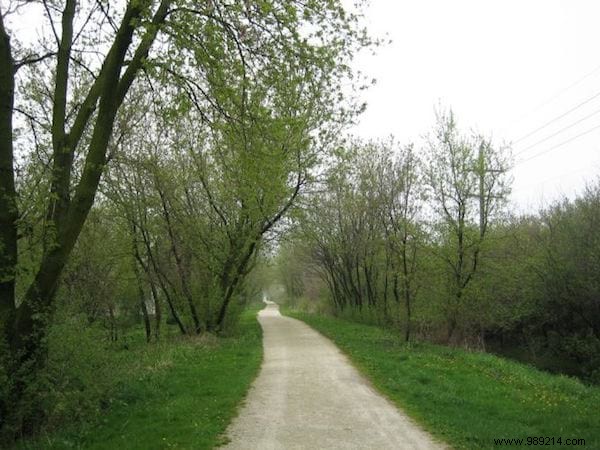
[0,0,370,441]
[278,111,600,383]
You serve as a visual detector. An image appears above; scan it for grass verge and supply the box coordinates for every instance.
[16,308,263,450]
[285,310,600,449]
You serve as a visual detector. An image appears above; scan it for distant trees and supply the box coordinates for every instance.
[280,112,511,343]
[293,140,424,335]
[279,111,600,382]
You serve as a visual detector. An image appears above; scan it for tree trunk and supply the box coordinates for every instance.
[129,213,162,341]
[133,260,151,343]
[139,295,151,343]
[157,185,202,333]
[0,13,17,345]
[45,0,76,249]
[131,224,152,342]
[401,238,412,342]
[139,229,187,336]
[10,0,148,360]
[215,239,258,330]
[0,14,18,435]
[403,283,412,343]
[149,276,161,341]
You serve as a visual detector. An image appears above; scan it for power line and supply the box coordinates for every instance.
[514,107,600,156]
[506,62,600,130]
[516,123,600,165]
[526,63,600,115]
[513,90,600,144]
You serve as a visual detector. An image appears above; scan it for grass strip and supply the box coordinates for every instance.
[16,308,263,450]
[285,310,600,449]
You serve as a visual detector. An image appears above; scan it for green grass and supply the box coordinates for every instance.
[285,310,600,449]
[16,308,263,450]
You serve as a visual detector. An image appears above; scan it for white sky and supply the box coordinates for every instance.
[350,0,600,211]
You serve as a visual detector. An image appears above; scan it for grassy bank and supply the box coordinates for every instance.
[16,308,263,450]
[285,310,600,449]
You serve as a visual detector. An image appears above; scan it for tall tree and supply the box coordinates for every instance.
[2,0,171,378]
[425,109,511,341]
[380,143,422,341]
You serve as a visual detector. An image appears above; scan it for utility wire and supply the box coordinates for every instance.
[516,123,600,165]
[513,90,600,144]
[526,64,600,115]
[506,62,600,130]
[514,107,600,156]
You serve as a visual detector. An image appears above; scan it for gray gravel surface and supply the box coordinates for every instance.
[221,302,446,450]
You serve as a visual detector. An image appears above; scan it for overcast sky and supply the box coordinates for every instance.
[350,0,600,211]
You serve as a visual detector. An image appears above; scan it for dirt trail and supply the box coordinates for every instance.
[222,302,445,450]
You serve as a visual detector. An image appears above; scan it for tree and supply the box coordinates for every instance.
[379,143,422,341]
[424,109,511,342]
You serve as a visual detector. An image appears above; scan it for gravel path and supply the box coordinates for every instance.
[221,302,445,449]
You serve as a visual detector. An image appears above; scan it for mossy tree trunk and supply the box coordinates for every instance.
[0,12,17,346]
